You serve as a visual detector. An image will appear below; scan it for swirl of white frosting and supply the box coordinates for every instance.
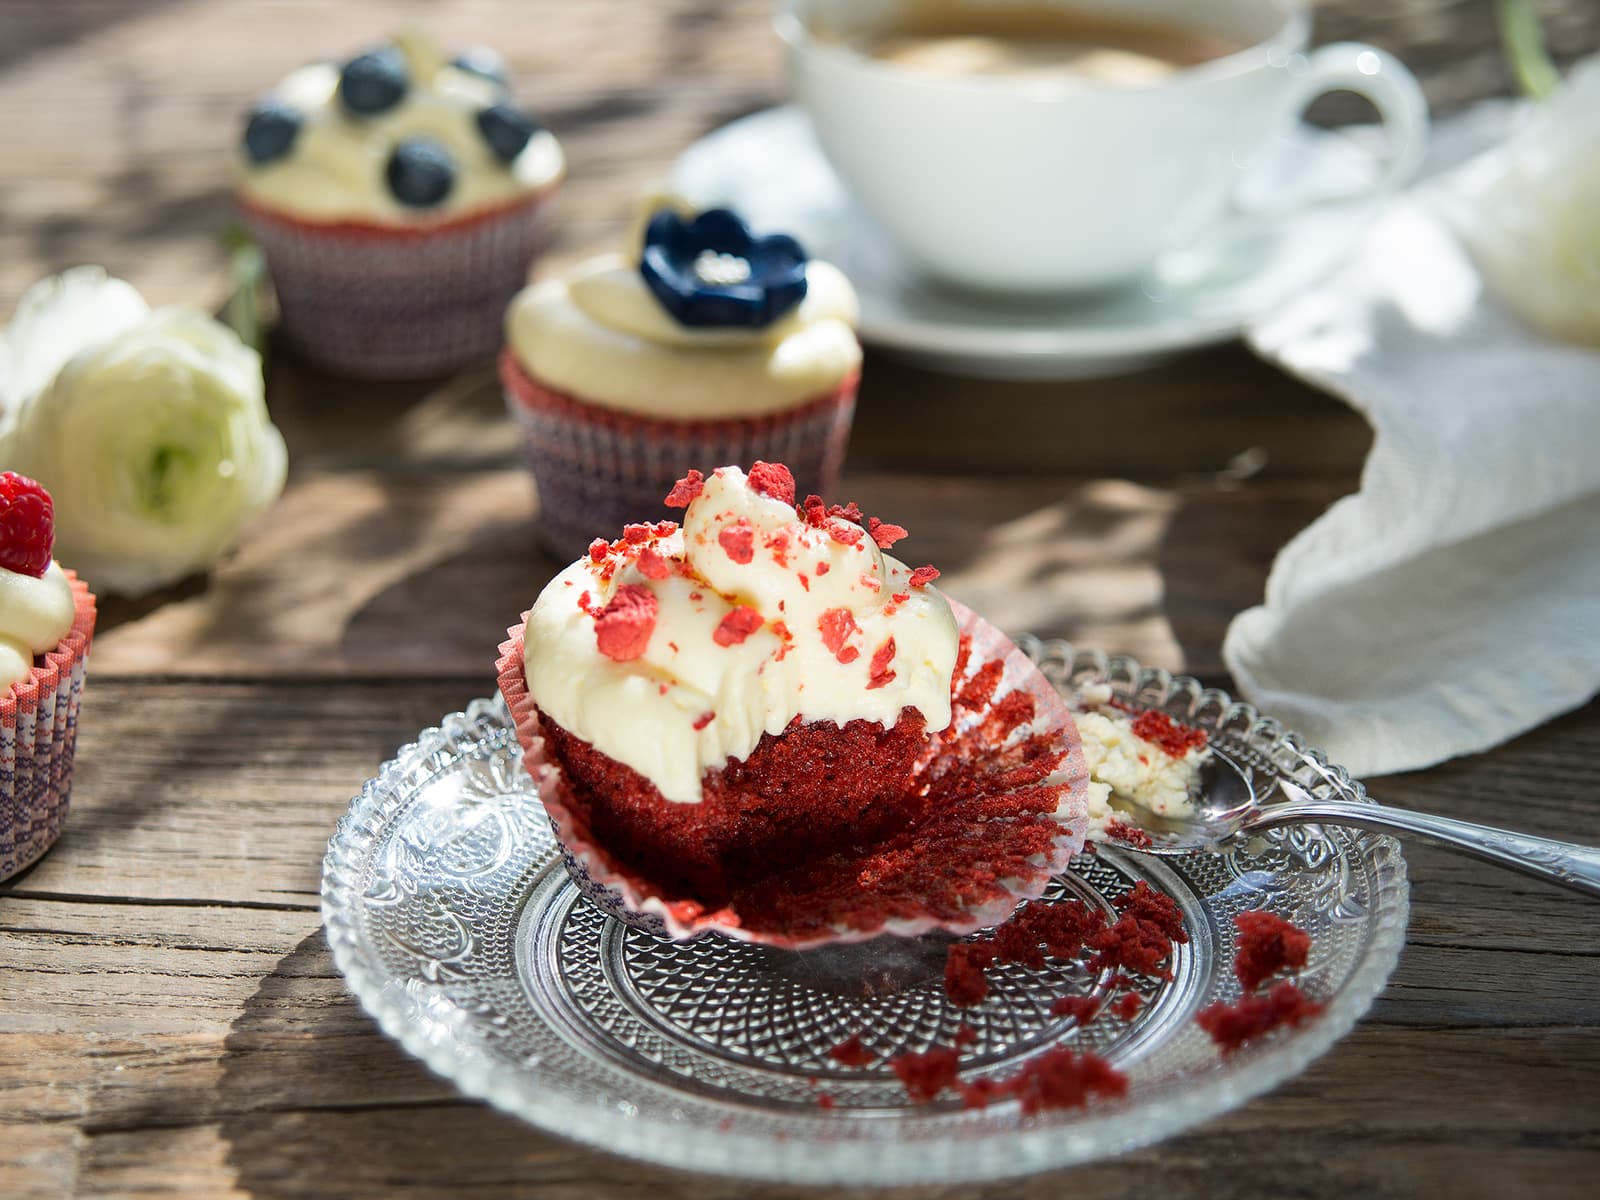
[523,465,957,803]
[0,562,75,690]
[238,37,563,223]
[506,251,861,419]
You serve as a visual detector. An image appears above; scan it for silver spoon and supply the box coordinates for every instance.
[1108,755,1600,899]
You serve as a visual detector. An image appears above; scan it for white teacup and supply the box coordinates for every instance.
[778,0,1429,294]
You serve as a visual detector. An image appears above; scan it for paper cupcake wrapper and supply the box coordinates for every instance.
[501,348,857,562]
[240,187,558,379]
[496,599,1088,950]
[1,572,96,881]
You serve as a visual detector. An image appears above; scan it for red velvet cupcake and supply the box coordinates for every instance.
[496,463,1088,948]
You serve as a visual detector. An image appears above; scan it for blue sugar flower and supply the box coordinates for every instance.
[639,209,808,329]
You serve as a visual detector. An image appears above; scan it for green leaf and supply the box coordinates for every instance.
[1497,0,1560,100]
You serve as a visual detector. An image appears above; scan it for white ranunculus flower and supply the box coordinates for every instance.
[1445,56,1600,348]
[0,267,287,596]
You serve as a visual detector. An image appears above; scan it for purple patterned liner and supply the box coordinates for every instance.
[2,572,95,881]
[500,347,857,561]
[240,186,558,379]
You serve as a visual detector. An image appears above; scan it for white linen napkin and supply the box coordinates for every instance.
[1226,102,1600,778]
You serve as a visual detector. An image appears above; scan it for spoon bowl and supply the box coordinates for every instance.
[1104,752,1600,899]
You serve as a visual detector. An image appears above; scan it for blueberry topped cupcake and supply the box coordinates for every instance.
[496,463,1089,948]
[238,30,563,377]
[501,201,861,558]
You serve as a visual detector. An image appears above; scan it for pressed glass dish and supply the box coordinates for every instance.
[321,640,1409,1185]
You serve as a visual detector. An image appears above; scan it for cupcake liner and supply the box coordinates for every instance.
[496,599,1088,950]
[240,187,558,379]
[500,348,857,561]
[1,572,96,881]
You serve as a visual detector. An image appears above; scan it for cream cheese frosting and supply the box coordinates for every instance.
[238,34,562,223]
[505,251,861,418]
[523,464,957,803]
[0,561,75,690]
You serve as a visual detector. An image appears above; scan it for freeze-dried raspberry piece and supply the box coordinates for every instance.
[588,538,609,563]
[713,606,764,647]
[636,547,670,580]
[718,520,755,564]
[818,607,860,664]
[908,565,940,588]
[593,585,657,661]
[747,461,796,505]
[866,638,897,690]
[664,470,705,508]
[867,517,908,549]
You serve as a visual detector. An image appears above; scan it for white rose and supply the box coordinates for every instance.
[1444,56,1600,348]
[0,267,287,596]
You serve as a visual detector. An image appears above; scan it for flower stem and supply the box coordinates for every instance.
[221,227,266,356]
[1497,0,1560,100]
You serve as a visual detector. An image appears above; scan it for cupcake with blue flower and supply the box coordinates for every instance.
[237,30,563,378]
[501,199,861,558]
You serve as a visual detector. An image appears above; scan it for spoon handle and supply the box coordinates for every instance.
[1244,795,1600,899]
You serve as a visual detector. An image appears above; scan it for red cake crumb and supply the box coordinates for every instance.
[867,638,897,690]
[747,461,796,505]
[1197,981,1324,1054]
[816,1092,836,1110]
[945,942,997,1007]
[1051,994,1101,1023]
[1104,819,1154,849]
[713,606,763,647]
[818,608,861,663]
[958,1076,1008,1109]
[1006,1048,1129,1116]
[908,565,940,588]
[890,1046,961,1103]
[593,585,657,662]
[1113,881,1188,944]
[955,1049,1128,1115]
[1129,710,1208,759]
[717,521,755,564]
[829,1034,874,1067]
[868,517,909,549]
[1233,910,1312,992]
[954,1024,978,1047]
[1111,992,1143,1021]
[664,470,705,508]
[1090,913,1176,978]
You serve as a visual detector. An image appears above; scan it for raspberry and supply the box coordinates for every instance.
[0,472,55,578]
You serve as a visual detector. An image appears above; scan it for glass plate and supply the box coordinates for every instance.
[322,641,1409,1186]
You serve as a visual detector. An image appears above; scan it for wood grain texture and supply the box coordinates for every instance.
[2,0,1599,1197]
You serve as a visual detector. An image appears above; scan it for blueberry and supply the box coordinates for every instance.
[475,104,539,163]
[386,137,455,208]
[243,101,301,164]
[452,46,509,89]
[339,47,408,116]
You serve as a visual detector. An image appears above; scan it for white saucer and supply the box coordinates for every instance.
[670,107,1387,380]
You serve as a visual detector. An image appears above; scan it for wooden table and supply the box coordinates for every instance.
[4,2,1598,1197]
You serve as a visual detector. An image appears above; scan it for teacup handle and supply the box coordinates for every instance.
[1240,42,1430,215]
